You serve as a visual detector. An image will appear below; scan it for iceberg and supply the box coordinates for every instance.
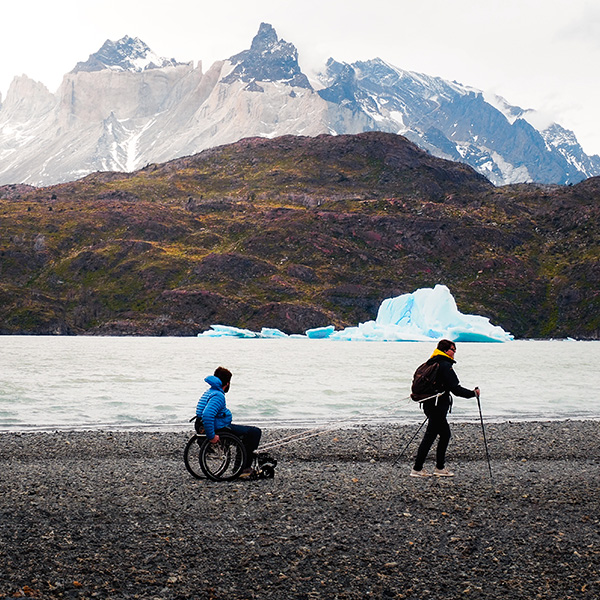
[198,284,513,342]
[200,324,260,338]
[329,285,513,342]
[260,327,289,339]
[305,325,336,339]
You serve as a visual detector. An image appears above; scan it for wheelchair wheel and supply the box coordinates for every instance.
[183,435,205,479]
[199,431,247,482]
[261,464,275,479]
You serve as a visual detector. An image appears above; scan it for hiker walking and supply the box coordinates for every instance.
[410,339,480,478]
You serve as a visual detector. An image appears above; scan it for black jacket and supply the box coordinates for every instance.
[424,354,475,412]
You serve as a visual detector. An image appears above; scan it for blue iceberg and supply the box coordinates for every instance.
[198,284,513,342]
[305,325,336,339]
[260,327,289,339]
[200,324,260,338]
[329,285,512,342]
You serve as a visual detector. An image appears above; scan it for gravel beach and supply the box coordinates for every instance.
[1,420,598,599]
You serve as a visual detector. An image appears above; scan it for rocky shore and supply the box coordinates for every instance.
[1,420,598,599]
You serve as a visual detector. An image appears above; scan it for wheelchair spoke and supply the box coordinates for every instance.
[199,432,246,481]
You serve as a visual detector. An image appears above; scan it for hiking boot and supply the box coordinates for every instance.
[434,467,454,477]
[410,468,431,478]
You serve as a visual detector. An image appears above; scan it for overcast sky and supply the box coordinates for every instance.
[2,0,600,154]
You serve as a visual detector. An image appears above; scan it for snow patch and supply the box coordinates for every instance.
[490,151,531,184]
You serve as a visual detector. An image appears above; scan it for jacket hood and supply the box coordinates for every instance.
[204,375,224,390]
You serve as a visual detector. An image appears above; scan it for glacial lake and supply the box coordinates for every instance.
[0,336,598,432]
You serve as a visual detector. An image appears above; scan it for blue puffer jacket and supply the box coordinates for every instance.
[196,375,232,440]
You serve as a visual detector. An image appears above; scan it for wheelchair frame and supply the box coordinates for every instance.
[184,419,277,482]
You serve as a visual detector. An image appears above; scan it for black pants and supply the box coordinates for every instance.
[413,403,451,471]
[195,419,262,470]
[227,424,262,470]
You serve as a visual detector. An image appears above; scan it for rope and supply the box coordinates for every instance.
[256,392,442,452]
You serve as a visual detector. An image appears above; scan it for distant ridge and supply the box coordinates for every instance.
[0,23,598,186]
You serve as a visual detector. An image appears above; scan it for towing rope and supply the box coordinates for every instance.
[256,392,442,452]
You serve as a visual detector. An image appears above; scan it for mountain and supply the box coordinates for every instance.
[316,58,600,185]
[0,132,598,339]
[0,23,598,187]
[222,22,311,89]
[71,35,188,73]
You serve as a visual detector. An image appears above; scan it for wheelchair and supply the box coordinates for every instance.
[183,417,277,482]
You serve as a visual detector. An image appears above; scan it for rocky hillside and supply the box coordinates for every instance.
[0,132,598,338]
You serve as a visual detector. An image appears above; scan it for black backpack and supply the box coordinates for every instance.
[410,361,441,402]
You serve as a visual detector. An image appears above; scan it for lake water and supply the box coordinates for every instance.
[0,336,598,432]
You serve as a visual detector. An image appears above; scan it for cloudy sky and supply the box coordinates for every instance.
[2,0,600,154]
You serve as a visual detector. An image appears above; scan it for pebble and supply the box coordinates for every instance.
[0,420,598,599]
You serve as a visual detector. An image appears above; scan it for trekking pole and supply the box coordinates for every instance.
[476,392,494,484]
[392,415,428,467]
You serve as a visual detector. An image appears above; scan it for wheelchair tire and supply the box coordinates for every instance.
[199,431,247,482]
[183,435,205,479]
[261,464,275,479]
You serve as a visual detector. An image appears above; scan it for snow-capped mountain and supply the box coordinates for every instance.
[0,23,598,187]
[222,22,311,89]
[72,35,187,73]
[315,57,600,185]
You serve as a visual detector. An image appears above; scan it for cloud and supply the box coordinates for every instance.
[556,2,600,47]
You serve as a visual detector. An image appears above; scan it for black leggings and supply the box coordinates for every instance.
[413,404,451,471]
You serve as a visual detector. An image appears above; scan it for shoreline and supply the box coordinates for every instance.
[1,419,598,460]
[1,414,598,436]
[1,420,599,599]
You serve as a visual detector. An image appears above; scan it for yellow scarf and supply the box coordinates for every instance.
[430,348,454,361]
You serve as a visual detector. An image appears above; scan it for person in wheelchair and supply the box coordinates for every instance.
[196,366,261,477]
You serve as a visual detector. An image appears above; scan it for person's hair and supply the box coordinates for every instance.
[214,366,232,387]
[437,339,456,353]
